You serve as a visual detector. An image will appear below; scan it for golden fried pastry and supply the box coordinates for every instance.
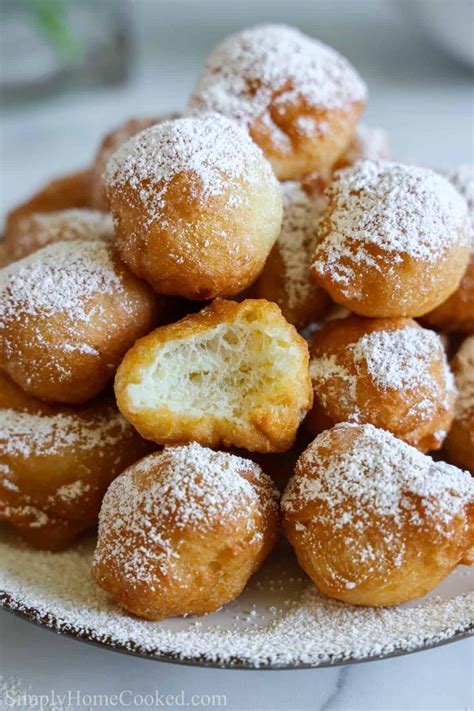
[282,423,474,606]
[89,114,179,210]
[115,298,313,453]
[91,443,279,620]
[0,240,159,404]
[105,113,282,300]
[311,161,471,317]
[5,168,92,254]
[444,336,474,473]
[4,208,114,261]
[253,181,332,328]
[333,123,390,171]
[423,165,474,334]
[187,24,367,181]
[0,370,153,550]
[306,316,455,452]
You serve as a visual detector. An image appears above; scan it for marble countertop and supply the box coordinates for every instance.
[0,2,472,708]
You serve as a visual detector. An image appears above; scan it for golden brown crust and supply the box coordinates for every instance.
[282,423,474,606]
[91,445,279,619]
[444,336,474,473]
[305,316,456,452]
[252,181,332,328]
[0,241,160,404]
[0,371,153,550]
[115,298,313,453]
[4,169,92,256]
[422,255,474,334]
[250,101,366,181]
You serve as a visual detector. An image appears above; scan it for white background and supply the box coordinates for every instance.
[1,1,473,709]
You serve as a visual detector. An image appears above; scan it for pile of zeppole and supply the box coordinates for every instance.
[1,24,472,620]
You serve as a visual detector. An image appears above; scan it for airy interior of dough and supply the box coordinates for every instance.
[126,313,301,422]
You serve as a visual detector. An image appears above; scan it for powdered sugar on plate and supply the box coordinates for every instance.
[187,24,367,146]
[312,160,470,289]
[0,529,472,668]
[105,113,276,226]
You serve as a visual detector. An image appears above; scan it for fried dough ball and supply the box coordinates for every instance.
[91,443,279,620]
[444,336,474,473]
[187,24,367,181]
[310,161,471,317]
[0,240,159,404]
[5,168,92,255]
[105,113,282,300]
[89,114,179,210]
[302,124,390,196]
[0,370,153,550]
[4,208,114,261]
[115,298,313,453]
[253,181,331,328]
[333,123,390,171]
[306,316,455,452]
[423,165,474,334]
[282,423,474,606]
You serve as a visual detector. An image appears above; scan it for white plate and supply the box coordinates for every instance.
[1,527,472,669]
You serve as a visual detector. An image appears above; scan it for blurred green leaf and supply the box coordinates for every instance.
[23,0,81,60]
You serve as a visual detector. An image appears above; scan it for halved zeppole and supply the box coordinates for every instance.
[114,298,313,452]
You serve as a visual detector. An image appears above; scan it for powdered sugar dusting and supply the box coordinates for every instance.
[0,532,472,668]
[340,124,390,166]
[353,326,453,393]
[0,407,131,460]
[278,181,326,309]
[10,209,114,259]
[105,113,275,226]
[283,423,473,535]
[94,444,278,583]
[0,240,123,325]
[445,164,474,250]
[310,324,454,424]
[312,160,470,290]
[187,24,367,146]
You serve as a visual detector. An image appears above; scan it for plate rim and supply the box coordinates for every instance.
[1,590,472,671]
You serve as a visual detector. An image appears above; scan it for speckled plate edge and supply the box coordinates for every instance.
[1,591,472,670]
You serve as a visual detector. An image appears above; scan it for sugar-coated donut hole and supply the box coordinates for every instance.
[187,24,367,180]
[253,180,332,328]
[91,444,279,620]
[4,208,114,261]
[0,240,160,404]
[282,423,474,607]
[0,371,153,550]
[4,169,92,257]
[114,299,313,453]
[105,113,283,300]
[305,315,456,452]
[89,114,179,211]
[311,160,471,317]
